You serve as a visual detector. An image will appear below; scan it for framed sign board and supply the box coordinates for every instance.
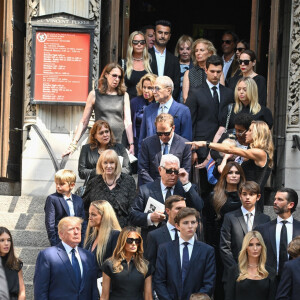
[31,13,95,105]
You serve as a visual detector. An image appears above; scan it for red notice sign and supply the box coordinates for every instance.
[34,31,90,104]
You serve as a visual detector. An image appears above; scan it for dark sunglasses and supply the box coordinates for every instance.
[236,47,246,52]
[109,73,122,79]
[238,59,251,65]
[161,166,179,175]
[132,40,146,45]
[98,129,109,135]
[156,129,172,137]
[221,39,233,44]
[126,238,141,244]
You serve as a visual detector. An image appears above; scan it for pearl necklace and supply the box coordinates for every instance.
[133,57,143,61]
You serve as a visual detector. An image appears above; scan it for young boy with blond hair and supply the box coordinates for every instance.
[44,169,86,246]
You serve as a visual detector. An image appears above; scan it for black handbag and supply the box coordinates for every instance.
[75,173,91,197]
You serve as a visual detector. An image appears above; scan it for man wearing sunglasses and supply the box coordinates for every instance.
[139,76,192,152]
[221,31,239,83]
[130,154,203,243]
[148,20,181,100]
[138,113,191,186]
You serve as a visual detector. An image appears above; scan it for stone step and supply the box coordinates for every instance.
[0,212,45,230]
[25,283,34,300]
[15,246,44,265]
[11,229,49,248]
[0,195,46,213]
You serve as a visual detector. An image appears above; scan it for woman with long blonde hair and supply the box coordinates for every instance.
[84,200,121,273]
[225,231,276,300]
[187,120,274,212]
[101,227,153,300]
[120,31,152,99]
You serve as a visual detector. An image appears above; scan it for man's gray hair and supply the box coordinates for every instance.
[156,76,174,93]
[160,154,180,168]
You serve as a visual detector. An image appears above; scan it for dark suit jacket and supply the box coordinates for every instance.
[225,56,240,84]
[185,82,234,159]
[44,192,86,247]
[144,224,172,267]
[154,239,216,299]
[276,256,300,300]
[220,208,270,279]
[34,242,98,300]
[138,133,191,186]
[255,218,300,273]
[149,47,181,100]
[129,179,203,242]
[138,100,192,151]
[78,143,131,180]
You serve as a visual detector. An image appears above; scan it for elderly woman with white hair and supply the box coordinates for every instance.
[130,154,204,242]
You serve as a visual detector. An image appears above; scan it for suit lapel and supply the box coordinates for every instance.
[183,241,200,284]
[78,248,88,292]
[154,135,163,164]
[161,224,172,242]
[149,48,158,74]
[253,211,261,228]
[57,243,77,288]
[73,196,78,216]
[173,239,181,273]
[150,103,159,134]
[170,133,178,154]
[163,50,170,75]
[269,220,277,257]
[151,179,165,204]
[168,100,178,117]
[236,210,248,235]
[58,195,70,215]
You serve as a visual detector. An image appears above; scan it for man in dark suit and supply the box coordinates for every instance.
[130,154,203,242]
[154,207,216,299]
[149,20,180,100]
[255,187,300,276]
[44,169,86,247]
[220,181,270,280]
[145,195,186,267]
[139,76,192,151]
[34,217,98,300]
[138,113,191,186]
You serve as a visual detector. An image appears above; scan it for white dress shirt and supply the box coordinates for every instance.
[179,236,194,265]
[154,46,166,76]
[206,79,220,101]
[64,194,75,216]
[62,241,83,276]
[222,53,235,78]
[158,97,173,115]
[276,215,293,270]
[241,206,255,231]
[167,221,178,240]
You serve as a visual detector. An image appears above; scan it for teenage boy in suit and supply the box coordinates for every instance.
[44,169,86,247]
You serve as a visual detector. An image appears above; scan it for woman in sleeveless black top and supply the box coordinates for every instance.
[188,120,274,212]
[64,62,135,156]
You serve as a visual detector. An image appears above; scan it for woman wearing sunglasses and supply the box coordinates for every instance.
[101,226,153,300]
[78,120,131,181]
[120,31,152,99]
[228,49,267,106]
[64,62,135,156]
[235,40,249,60]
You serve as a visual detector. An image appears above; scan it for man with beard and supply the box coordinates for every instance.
[255,187,300,277]
[149,20,181,100]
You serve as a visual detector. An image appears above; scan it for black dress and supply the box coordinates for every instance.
[82,173,136,227]
[84,230,120,275]
[1,256,22,300]
[102,258,154,300]
[225,265,276,300]
[125,70,147,99]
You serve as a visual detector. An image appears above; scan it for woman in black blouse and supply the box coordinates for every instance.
[78,120,131,181]
[84,200,121,275]
[225,231,276,300]
[101,226,153,300]
[0,227,25,300]
[228,50,267,106]
[83,149,136,227]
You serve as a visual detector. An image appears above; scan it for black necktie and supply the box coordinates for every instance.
[182,242,189,283]
[71,248,81,289]
[163,143,169,154]
[212,86,219,110]
[173,228,179,241]
[278,220,288,275]
[165,187,172,200]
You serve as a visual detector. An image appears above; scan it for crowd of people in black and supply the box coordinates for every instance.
[1,19,299,300]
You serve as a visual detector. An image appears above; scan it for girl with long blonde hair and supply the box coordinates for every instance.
[225,231,276,300]
[101,227,153,300]
[84,200,121,270]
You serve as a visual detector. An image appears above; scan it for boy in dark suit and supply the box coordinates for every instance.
[44,169,86,246]
[154,207,216,299]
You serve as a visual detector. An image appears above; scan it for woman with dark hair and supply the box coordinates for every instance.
[83,149,136,227]
[101,226,153,300]
[120,31,152,99]
[235,40,249,60]
[78,120,131,181]
[64,62,134,156]
[228,49,267,106]
[130,73,157,154]
[84,200,121,274]
[225,231,276,300]
[0,227,26,300]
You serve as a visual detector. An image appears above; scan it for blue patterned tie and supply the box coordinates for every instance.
[163,143,168,154]
[71,248,81,289]
[181,242,189,283]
